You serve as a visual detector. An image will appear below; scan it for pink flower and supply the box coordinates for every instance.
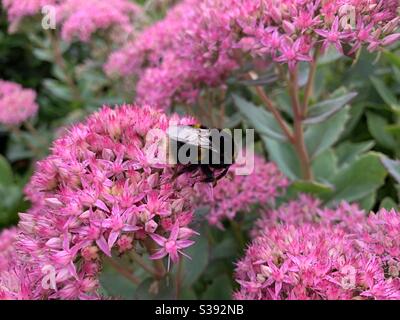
[196,155,288,229]
[56,0,140,43]
[0,228,17,273]
[1,0,57,30]
[0,80,38,126]
[150,222,196,268]
[2,0,140,42]
[275,37,312,71]
[315,17,350,54]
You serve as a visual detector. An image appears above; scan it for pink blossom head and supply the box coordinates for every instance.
[105,0,400,109]
[10,104,205,299]
[236,198,400,300]
[56,0,141,43]
[1,0,57,26]
[0,80,38,126]
[197,155,289,229]
[0,228,17,273]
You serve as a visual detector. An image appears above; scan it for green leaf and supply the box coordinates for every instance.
[305,107,350,158]
[233,94,289,142]
[311,149,338,181]
[383,50,400,70]
[325,152,387,205]
[287,180,334,199]
[43,79,71,101]
[32,48,53,62]
[370,76,400,112]
[182,228,209,287]
[367,112,397,149]
[202,275,232,300]
[0,155,13,186]
[335,141,375,169]
[239,72,278,86]
[304,92,357,125]
[380,156,400,184]
[357,192,377,211]
[380,197,398,211]
[211,237,237,261]
[134,277,175,300]
[264,138,300,180]
[340,103,366,139]
[318,47,343,65]
[99,264,137,299]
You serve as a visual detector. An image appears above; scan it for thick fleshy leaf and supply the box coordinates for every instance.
[233,94,289,142]
[263,138,300,180]
[43,79,72,101]
[335,141,375,169]
[134,277,175,300]
[380,197,399,211]
[305,107,350,158]
[202,275,232,300]
[325,152,387,205]
[370,76,400,113]
[367,112,397,150]
[100,271,136,299]
[384,50,400,69]
[0,155,13,186]
[311,149,338,182]
[304,92,357,125]
[381,156,400,184]
[287,180,334,199]
[370,77,400,112]
[239,72,278,86]
[357,192,377,211]
[182,228,209,287]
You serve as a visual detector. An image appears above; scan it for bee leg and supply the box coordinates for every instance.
[214,167,230,182]
[173,164,199,179]
[200,165,215,183]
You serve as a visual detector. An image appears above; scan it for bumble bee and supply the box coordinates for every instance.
[167,124,236,184]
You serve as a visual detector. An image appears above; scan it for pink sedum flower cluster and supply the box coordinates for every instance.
[105,0,399,109]
[1,0,58,25]
[0,228,35,300]
[0,228,17,274]
[56,0,140,43]
[0,80,38,126]
[235,196,400,300]
[2,0,140,42]
[1,105,203,299]
[197,155,289,229]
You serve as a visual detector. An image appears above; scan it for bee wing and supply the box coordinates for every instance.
[167,126,216,151]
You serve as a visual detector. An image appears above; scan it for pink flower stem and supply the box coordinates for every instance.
[23,121,48,147]
[8,125,39,155]
[251,68,313,180]
[104,256,141,285]
[230,219,246,251]
[302,46,321,116]
[46,30,82,104]
[175,258,184,299]
[289,68,313,181]
[250,74,294,143]
[129,249,160,278]
[144,238,166,279]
